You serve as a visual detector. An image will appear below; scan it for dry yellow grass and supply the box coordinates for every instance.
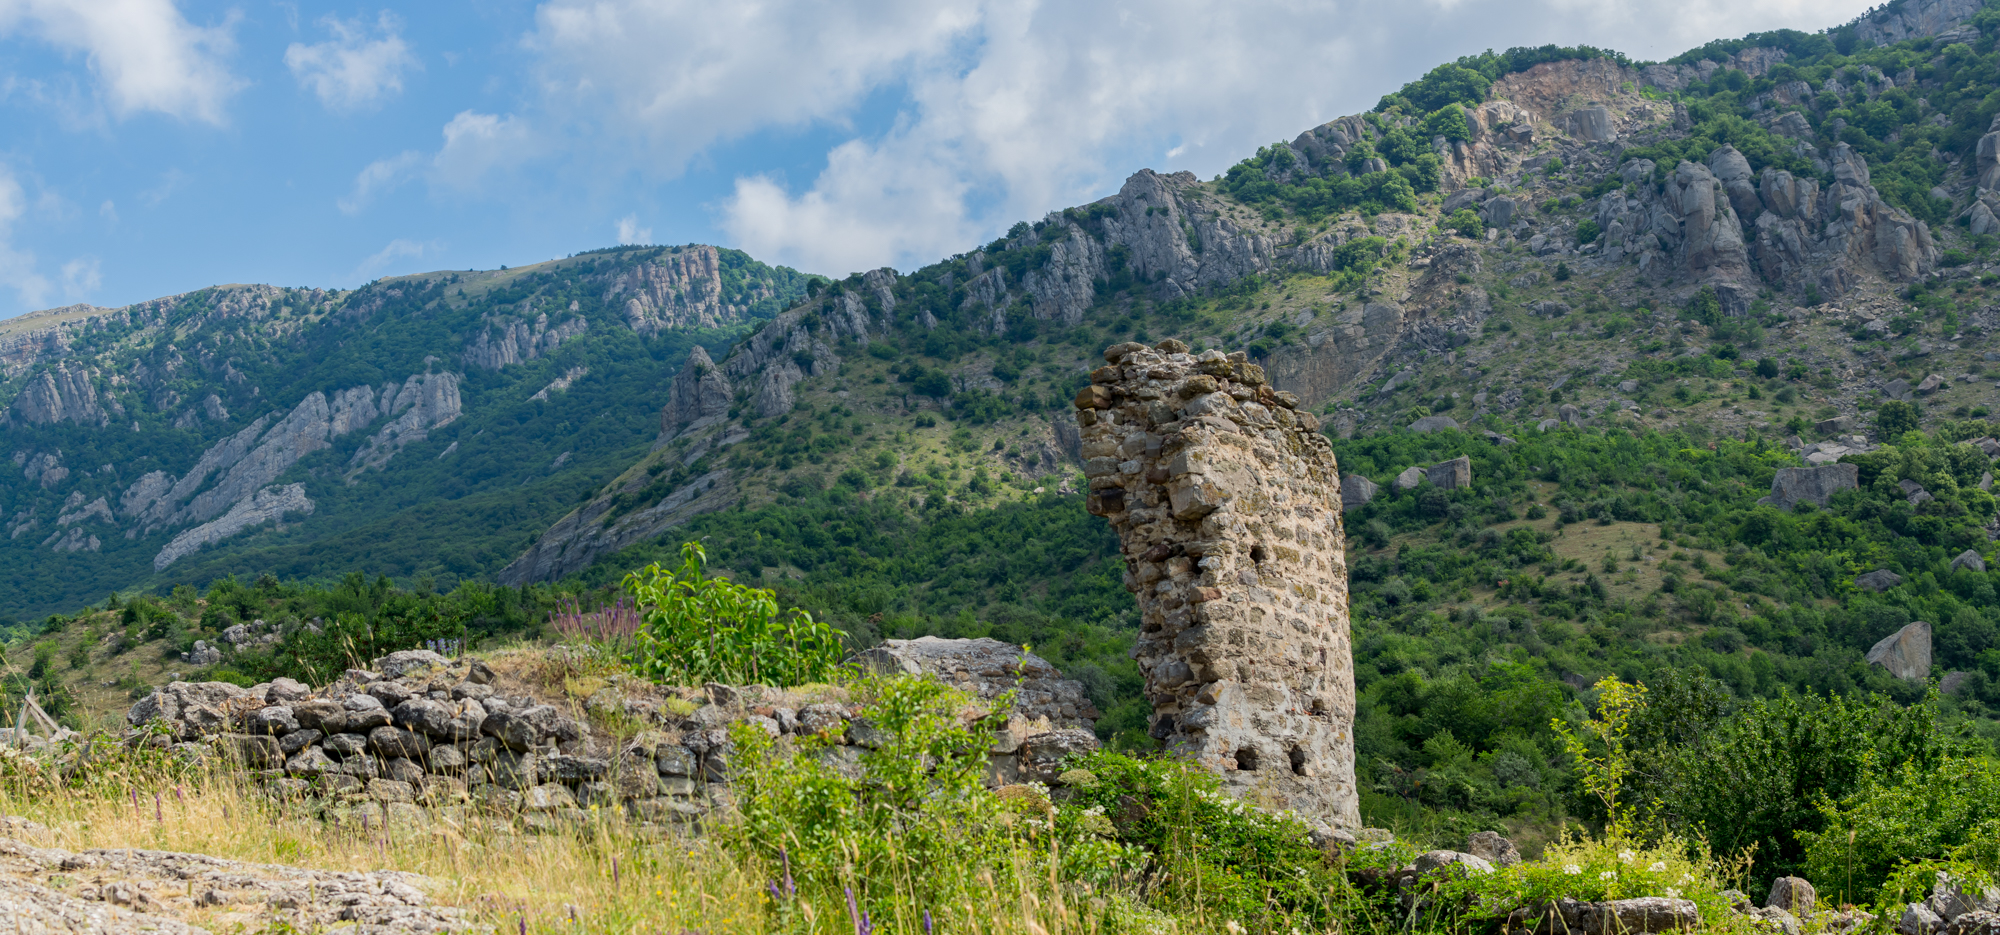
[0,761,1172,934]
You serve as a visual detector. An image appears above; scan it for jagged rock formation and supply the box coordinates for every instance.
[607,245,785,334]
[346,373,463,475]
[1075,340,1358,829]
[462,312,588,369]
[7,361,106,426]
[661,346,733,433]
[154,483,314,570]
[1853,0,1984,46]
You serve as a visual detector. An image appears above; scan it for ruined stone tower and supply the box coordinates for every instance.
[1074,339,1359,829]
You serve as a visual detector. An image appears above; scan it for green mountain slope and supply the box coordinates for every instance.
[0,246,813,620]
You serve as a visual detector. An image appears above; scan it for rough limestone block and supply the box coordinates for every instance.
[1425,455,1473,490]
[1760,464,1859,510]
[1767,877,1817,917]
[1341,474,1376,511]
[1072,340,1359,829]
[1867,621,1932,680]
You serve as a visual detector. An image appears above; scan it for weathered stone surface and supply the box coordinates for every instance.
[1857,569,1904,592]
[1412,850,1495,877]
[1425,455,1472,491]
[1018,729,1102,783]
[1760,464,1859,510]
[1408,415,1460,433]
[1341,474,1376,511]
[1951,550,1987,574]
[853,636,1100,728]
[1074,341,1358,828]
[0,828,479,934]
[1466,830,1521,867]
[1768,877,1817,917]
[372,650,451,680]
[1394,466,1425,491]
[1867,621,1933,680]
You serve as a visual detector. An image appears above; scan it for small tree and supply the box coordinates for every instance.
[1877,400,1920,437]
[624,541,846,686]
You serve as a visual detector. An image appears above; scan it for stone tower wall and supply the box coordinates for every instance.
[1074,339,1359,829]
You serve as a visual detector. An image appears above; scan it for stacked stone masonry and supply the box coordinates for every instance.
[1074,339,1360,829]
[119,644,1102,833]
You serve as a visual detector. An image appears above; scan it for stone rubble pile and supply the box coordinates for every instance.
[122,643,1103,833]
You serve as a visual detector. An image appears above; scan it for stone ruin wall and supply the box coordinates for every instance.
[1073,339,1359,829]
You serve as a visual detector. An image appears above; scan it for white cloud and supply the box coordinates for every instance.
[339,150,423,214]
[614,214,651,245]
[0,166,51,308]
[98,199,117,223]
[526,0,1879,274]
[340,110,534,213]
[60,256,100,298]
[528,0,984,172]
[285,12,419,112]
[354,237,441,279]
[0,0,242,125]
[431,111,532,191]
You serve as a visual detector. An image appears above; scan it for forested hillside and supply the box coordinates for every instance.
[0,246,813,621]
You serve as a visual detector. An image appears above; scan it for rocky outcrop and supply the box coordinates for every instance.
[1598,142,1936,297]
[1852,0,1983,46]
[854,637,1101,729]
[1075,340,1358,829]
[606,245,779,334]
[461,312,587,369]
[1867,621,1932,680]
[498,468,735,586]
[1759,464,1860,510]
[661,346,733,436]
[7,361,106,426]
[154,483,315,570]
[347,373,462,474]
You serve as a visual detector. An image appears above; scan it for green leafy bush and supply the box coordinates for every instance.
[1446,209,1483,238]
[1802,756,2000,904]
[624,541,846,686]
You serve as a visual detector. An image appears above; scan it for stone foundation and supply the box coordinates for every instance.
[1074,340,1359,828]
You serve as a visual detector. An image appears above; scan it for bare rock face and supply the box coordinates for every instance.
[607,245,782,334]
[1854,0,1983,46]
[8,361,106,426]
[1759,464,1859,511]
[1425,455,1473,490]
[1867,621,1932,680]
[854,636,1100,729]
[661,345,734,437]
[153,484,315,570]
[347,373,462,474]
[462,312,587,369]
[1074,339,1358,829]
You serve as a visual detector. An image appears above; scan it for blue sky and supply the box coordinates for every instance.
[0,0,1877,317]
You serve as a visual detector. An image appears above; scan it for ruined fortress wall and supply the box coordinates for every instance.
[1074,340,1359,829]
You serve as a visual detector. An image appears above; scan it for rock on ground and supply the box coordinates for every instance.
[1867,621,1933,681]
[0,826,478,934]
